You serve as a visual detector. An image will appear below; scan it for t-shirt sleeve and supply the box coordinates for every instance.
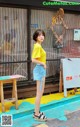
[32,45,41,59]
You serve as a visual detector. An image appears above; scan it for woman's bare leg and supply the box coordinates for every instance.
[34,77,45,116]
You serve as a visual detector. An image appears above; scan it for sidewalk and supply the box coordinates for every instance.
[0,89,80,127]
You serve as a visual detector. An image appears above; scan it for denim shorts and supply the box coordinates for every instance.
[33,64,46,81]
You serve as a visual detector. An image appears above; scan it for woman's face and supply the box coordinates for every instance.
[37,34,45,43]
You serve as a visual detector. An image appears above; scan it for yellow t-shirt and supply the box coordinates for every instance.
[32,43,46,64]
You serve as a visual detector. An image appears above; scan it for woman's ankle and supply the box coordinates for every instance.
[34,111,39,116]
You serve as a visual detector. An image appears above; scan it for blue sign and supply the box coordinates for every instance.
[31,24,38,28]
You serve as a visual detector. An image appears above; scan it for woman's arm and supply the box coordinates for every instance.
[32,58,46,69]
[32,58,44,65]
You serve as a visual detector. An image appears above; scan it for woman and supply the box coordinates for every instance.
[32,29,47,121]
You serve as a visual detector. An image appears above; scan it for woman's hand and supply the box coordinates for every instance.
[43,64,47,69]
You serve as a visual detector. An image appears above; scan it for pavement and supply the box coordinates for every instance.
[35,109,80,127]
[47,110,80,127]
[0,89,80,127]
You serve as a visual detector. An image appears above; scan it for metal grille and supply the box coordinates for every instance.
[0,7,28,79]
[61,14,80,58]
[0,8,80,80]
[31,9,80,78]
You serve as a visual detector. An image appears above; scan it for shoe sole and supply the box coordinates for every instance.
[34,117,47,122]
